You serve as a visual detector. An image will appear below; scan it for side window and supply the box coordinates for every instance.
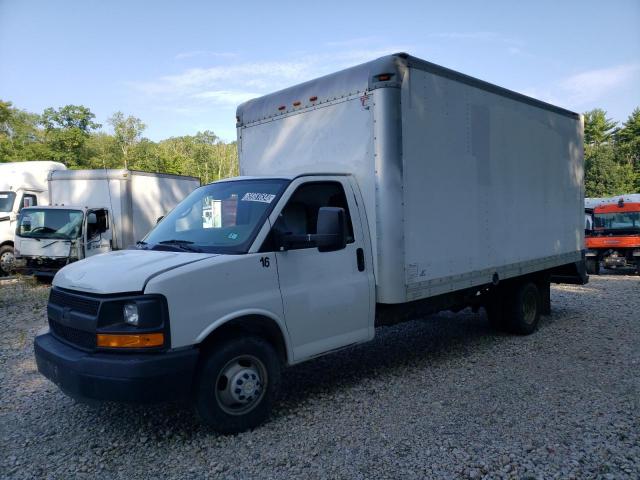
[20,194,37,211]
[272,181,355,250]
[87,209,108,239]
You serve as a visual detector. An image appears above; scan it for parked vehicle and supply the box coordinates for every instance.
[34,53,587,433]
[585,193,640,210]
[14,169,200,277]
[585,197,640,274]
[0,161,67,275]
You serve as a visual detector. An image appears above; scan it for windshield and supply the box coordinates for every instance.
[142,179,289,254]
[0,192,16,213]
[17,209,84,240]
[594,211,640,232]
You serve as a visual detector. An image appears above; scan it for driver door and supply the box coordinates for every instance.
[85,209,112,258]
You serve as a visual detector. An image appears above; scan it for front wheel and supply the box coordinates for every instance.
[194,336,281,434]
[586,258,600,275]
[0,245,15,276]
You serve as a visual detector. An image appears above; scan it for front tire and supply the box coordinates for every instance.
[0,245,15,276]
[586,258,600,275]
[194,336,281,434]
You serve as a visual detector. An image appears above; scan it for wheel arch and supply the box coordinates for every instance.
[0,240,14,248]
[195,310,291,365]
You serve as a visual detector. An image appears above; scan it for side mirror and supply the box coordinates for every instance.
[316,207,347,252]
[157,215,164,224]
[22,218,32,232]
[87,213,97,225]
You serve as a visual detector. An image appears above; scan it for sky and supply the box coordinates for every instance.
[1,0,639,142]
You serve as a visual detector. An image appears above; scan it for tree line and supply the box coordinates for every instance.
[1,99,639,196]
[583,108,640,197]
[0,100,238,184]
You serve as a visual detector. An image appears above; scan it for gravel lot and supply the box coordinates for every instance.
[0,273,638,479]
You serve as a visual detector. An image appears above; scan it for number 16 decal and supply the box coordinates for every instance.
[260,256,270,268]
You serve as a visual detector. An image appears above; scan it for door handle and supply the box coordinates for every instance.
[356,248,365,272]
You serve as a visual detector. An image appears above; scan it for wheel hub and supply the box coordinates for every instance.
[215,355,267,415]
[229,367,262,404]
[0,251,14,273]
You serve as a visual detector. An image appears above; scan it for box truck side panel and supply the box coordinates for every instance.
[239,95,377,267]
[49,177,126,247]
[130,173,200,244]
[400,67,583,300]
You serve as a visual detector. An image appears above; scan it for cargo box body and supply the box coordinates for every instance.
[239,53,585,304]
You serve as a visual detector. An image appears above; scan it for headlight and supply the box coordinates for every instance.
[123,303,139,326]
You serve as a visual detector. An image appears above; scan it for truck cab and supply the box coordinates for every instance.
[0,189,39,273]
[34,174,374,433]
[585,199,640,274]
[0,161,67,275]
[14,206,112,277]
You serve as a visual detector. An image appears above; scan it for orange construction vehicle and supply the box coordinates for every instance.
[585,198,640,274]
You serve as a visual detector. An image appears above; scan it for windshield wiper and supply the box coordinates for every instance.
[156,239,203,252]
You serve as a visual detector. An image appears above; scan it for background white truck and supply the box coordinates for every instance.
[0,161,67,275]
[35,53,586,433]
[14,169,200,277]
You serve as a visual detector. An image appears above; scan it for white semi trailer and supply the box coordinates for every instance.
[14,169,200,277]
[35,53,586,433]
[0,161,67,275]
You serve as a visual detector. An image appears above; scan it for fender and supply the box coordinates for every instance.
[195,308,293,364]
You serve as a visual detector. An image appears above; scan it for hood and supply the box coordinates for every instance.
[53,249,215,294]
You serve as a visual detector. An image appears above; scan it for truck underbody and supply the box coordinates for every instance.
[376,260,586,328]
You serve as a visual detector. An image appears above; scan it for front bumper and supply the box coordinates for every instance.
[34,332,199,403]
[14,256,75,277]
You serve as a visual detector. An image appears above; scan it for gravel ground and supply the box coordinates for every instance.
[0,273,638,479]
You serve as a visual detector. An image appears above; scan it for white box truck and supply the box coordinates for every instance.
[34,53,586,433]
[14,169,200,277]
[0,161,67,275]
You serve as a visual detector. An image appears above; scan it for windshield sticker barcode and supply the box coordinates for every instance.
[242,193,276,203]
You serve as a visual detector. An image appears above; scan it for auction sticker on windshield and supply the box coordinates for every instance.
[242,193,276,203]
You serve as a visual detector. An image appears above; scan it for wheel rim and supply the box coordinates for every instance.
[215,355,267,416]
[522,289,537,325]
[0,251,14,273]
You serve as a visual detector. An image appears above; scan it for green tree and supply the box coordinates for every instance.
[585,143,636,196]
[0,99,51,162]
[615,108,640,186]
[41,105,101,167]
[583,108,617,146]
[108,111,146,169]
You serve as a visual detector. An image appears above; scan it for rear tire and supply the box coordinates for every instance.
[194,336,281,434]
[586,258,600,275]
[0,245,15,276]
[506,282,541,335]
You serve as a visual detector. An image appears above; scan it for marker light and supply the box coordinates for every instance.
[97,333,164,348]
[376,73,393,81]
[293,101,301,107]
[278,105,286,111]
[123,303,139,326]
[309,96,318,102]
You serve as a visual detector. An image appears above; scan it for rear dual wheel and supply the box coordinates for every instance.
[486,281,542,335]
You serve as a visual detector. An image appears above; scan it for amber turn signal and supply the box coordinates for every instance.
[97,333,164,348]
